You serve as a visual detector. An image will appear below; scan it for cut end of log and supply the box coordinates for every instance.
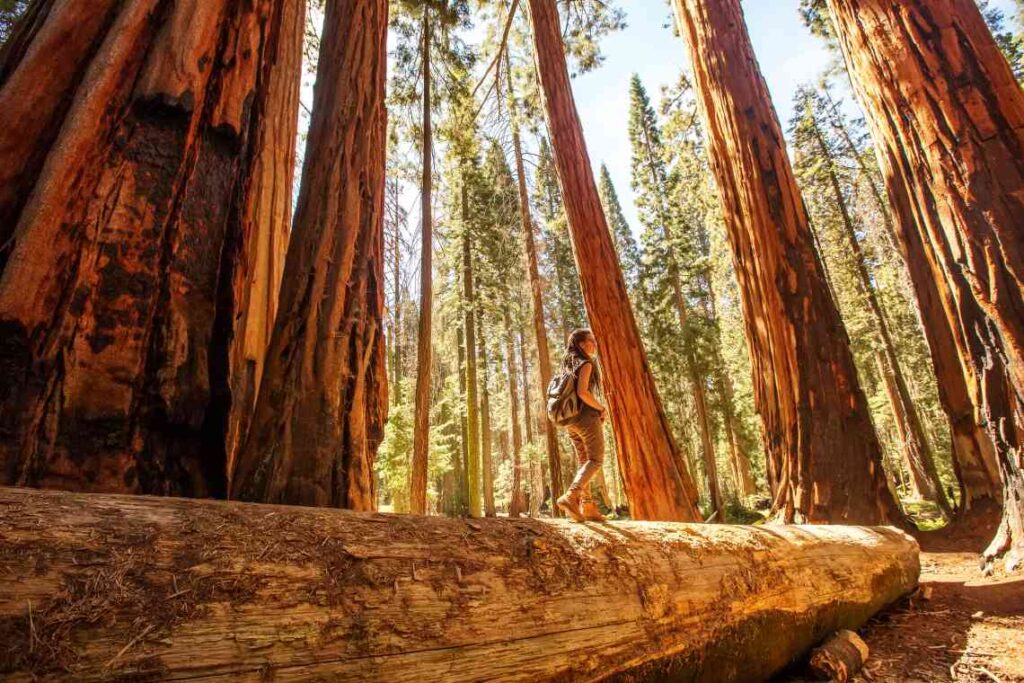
[809,629,870,682]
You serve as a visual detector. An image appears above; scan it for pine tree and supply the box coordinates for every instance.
[598,164,642,301]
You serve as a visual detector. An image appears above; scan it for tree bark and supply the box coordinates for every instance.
[409,6,434,516]
[225,0,306,484]
[462,214,482,518]
[825,0,1024,570]
[0,486,919,682]
[505,307,526,517]
[671,0,904,526]
[0,0,301,498]
[230,0,387,509]
[528,0,701,522]
[480,337,496,517]
[519,327,534,445]
[821,88,1002,510]
[505,48,564,513]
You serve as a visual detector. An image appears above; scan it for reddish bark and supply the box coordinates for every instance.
[231,0,388,509]
[825,0,1024,568]
[671,0,904,525]
[528,0,700,522]
[0,0,301,497]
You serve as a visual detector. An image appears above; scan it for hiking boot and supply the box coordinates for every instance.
[580,500,607,522]
[556,490,584,522]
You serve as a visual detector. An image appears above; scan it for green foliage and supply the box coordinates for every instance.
[0,0,28,46]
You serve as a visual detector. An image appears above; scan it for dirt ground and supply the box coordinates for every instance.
[782,506,1024,682]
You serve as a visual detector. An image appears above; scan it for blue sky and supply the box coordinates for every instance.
[569,0,1020,231]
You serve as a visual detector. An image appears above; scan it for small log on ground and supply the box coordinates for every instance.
[809,629,870,682]
[0,487,919,682]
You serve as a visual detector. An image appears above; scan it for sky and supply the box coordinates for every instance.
[569,0,1019,231]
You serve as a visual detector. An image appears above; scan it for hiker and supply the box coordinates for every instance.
[547,328,608,522]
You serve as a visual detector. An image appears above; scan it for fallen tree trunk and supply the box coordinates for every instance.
[0,487,919,682]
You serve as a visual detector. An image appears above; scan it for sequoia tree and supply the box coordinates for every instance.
[528,0,700,522]
[671,0,903,525]
[824,0,1024,568]
[231,0,388,509]
[0,0,303,497]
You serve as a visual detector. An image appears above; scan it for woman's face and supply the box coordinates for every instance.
[580,336,598,357]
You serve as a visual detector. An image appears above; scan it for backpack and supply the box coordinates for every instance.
[547,361,584,426]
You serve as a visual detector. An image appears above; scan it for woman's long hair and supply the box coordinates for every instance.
[561,328,601,390]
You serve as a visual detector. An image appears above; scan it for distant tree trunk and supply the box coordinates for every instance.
[806,112,950,517]
[0,0,302,497]
[505,307,526,517]
[505,48,564,513]
[519,327,534,445]
[528,0,701,522]
[825,0,1024,568]
[390,179,404,405]
[457,325,470,513]
[225,0,306,484]
[820,88,1001,508]
[462,208,482,518]
[671,0,904,525]
[409,6,434,516]
[480,336,495,517]
[231,0,388,509]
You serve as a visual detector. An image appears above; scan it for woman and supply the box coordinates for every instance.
[555,328,608,522]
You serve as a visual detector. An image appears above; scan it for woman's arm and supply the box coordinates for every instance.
[576,363,606,416]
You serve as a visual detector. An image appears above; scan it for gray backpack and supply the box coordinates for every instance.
[547,361,583,426]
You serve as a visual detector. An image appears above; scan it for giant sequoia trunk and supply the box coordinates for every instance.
[225,0,305,480]
[0,0,302,497]
[505,307,526,517]
[0,487,919,682]
[462,220,482,518]
[820,90,1002,509]
[825,0,1024,569]
[409,7,434,516]
[230,0,388,509]
[671,0,904,526]
[528,0,700,522]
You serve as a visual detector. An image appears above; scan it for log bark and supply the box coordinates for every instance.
[825,0,1024,570]
[230,0,387,509]
[409,6,434,516]
[671,0,904,526]
[0,486,919,682]
[528,0,701,522]
[0,0,300,498]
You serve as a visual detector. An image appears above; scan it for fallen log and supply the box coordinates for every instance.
[0,487,919,682]
[808,629,870,682]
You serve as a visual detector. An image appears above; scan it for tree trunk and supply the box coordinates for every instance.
[821,89,1002,510]
[505,308,526,517]
[0,486,919,682]
[480,337,495,517]
[825,0,1024,570]
[528,0,700,522]
[457,326,470,514]
[225,0,305,486]
[230,0,388,509]
[505,49,564,513]
[671,0,904,526]
[409,6,434,516]
[462,216,482,518]
[519,327,534,445]
[808,114,951,518]
[0,0,301,498]
[390,179,404,405]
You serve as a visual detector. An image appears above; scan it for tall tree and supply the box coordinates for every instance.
[391,0,473,515]
[0,0,304,496]
[791,86,951,518]
[597,164,642,301]
[528,0,700,522]
[671,0,903,525]
[629,74,724,522]
[232,0,388,509]
[824,0,1024,569]
[800,0,1003,513]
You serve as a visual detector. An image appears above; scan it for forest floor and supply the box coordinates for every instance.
[780,503,1024,682]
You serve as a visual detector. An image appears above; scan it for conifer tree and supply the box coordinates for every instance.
[598,164,642,302]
